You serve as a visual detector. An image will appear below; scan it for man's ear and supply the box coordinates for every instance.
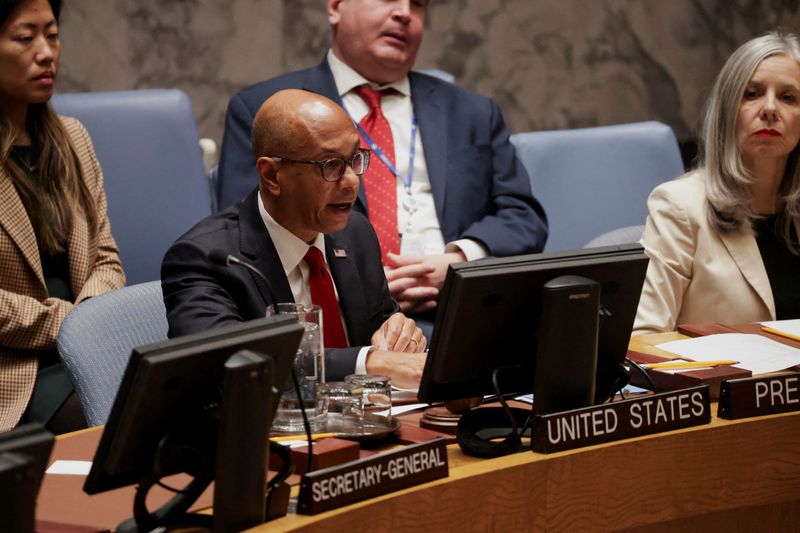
[256,156,281,196]
[328,0,343,26]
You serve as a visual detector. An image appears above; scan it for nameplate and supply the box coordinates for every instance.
[532,385,711,453]
[718,372,800,419]
[296,438,449,515]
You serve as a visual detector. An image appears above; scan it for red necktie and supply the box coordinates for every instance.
[304,247,347,348]
[355,86,400,260]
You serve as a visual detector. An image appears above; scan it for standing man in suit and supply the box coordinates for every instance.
[162,89,426,388]
[217,0,548,317]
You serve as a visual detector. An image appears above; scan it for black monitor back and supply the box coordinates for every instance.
[85,315,303,494]
[418,244,648,403]
[0,423,54,533]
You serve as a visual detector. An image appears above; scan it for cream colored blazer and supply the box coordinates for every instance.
[0,117,125,431]
[632,169,795,335]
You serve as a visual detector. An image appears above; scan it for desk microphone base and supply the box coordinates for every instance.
[419,407,461,435]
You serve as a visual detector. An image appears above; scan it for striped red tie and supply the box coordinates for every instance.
[355,86,400,261]
[304,247,347,348]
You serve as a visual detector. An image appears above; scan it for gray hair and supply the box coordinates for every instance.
[701,30,800,249]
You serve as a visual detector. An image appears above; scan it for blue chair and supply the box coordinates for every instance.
[52,89,212,283]
[584,224,646,248]
[56,281,168,426]
[511,121,684,252]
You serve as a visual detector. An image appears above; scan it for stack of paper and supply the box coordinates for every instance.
[761,319,800,342]
[657,333,800,375]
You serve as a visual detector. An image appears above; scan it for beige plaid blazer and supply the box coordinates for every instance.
[0,116,125,431]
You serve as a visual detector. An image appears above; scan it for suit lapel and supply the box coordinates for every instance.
[237,190,294,305]
[0,166,45,287]
[325,233,369,345]
[719,226,774,315]
[410,73,448,219]
[303,59,343,105]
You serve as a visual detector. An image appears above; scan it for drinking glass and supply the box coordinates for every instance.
[318,381,364,420]
[345,374,392,418]
[266,303,325,432]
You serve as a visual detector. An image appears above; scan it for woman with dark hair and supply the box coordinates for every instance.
[0,0,125,432]
[634,31,800,334]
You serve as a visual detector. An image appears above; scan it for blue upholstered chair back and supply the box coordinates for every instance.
[511,121,684,252]
[52,89,212,283]
[57,281,168,426]
[584,224,646,248]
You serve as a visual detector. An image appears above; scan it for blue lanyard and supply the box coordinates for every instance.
[350,110,418,194]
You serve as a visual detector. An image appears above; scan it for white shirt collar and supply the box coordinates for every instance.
[257,192,327,277]
[327,49,410,97]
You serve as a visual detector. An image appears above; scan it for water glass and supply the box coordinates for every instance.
[345,374,392,417]
[318,381,364,420]
[266,303,325,432]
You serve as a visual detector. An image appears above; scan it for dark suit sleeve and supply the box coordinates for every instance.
[161,238,246,338]
[459,99,548,256]
[161,233,370,381]
[217,93,260,209]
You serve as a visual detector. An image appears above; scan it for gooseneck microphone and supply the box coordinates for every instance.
[209,249,269,284]
[207,247,314,471]
[208,249,279,305]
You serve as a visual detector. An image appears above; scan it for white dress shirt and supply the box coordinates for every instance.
[258,194,372,373]
[327,50,488,261]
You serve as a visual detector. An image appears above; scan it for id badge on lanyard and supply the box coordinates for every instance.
[400,194,424,256]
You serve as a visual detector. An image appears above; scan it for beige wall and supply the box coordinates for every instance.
[57,0,800,151]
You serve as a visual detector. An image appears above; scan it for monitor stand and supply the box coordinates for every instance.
[455,275,605,458]
[117,350,275,533]
[533,275,600,415]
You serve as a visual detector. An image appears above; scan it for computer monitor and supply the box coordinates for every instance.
[84,315,304,532]
[0,423,54,533]
[418,244,648,406]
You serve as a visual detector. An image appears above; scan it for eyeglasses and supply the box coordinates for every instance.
[270,149,371,182]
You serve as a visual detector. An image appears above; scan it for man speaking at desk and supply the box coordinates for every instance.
[162,90,426,388]
[217,0,548,318]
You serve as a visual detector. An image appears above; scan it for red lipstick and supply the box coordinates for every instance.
[754,129,781,137]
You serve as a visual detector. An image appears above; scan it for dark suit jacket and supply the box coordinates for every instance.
[218,58,548,257]
[160,188,399,380]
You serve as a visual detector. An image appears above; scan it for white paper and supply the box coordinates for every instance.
[657,333,800,375]
[761,319,800,337]
[273,440,316,449]
[46,460,92,476]
[514,394,534,404]
[380,403,428,417]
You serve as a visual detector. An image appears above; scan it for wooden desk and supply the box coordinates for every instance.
[256,411,800,532]
[253,333,800,532]
[38,334,800,532]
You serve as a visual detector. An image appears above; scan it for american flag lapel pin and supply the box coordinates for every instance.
[333,248,347,258]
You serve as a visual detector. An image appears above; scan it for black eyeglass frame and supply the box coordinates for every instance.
[270,149,371,182]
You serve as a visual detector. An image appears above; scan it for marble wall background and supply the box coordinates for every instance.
[57,0,800,161]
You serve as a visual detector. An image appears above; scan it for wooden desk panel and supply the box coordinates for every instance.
[257,410,800,532]
[256,329,800,532]
[36,332,800,532]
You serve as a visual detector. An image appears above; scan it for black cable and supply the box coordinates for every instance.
[267,441,294,490]
[491,367,520,438]
[625,356,658,393]
[155,480,184,494]
[290,366,314,474]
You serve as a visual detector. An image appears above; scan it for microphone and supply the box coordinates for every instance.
[208,248,314,468]
[208,248,278,306]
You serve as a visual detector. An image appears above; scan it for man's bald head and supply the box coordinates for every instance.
[252,89,362,243]
[251,89,354,159]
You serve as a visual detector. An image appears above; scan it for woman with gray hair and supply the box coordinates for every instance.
[634,30,800,334]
